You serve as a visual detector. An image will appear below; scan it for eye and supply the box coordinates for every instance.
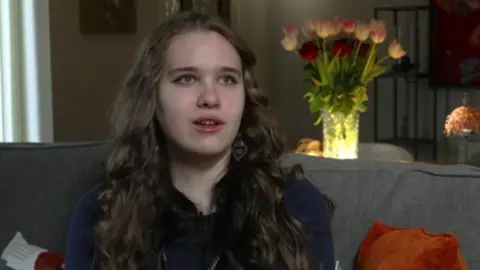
[173,74,197,85]
[219,75,238,85]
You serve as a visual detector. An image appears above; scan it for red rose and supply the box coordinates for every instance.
[332,40,352,57]
[299,41,319,61]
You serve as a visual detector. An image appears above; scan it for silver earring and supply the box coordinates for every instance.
[232,138,248,161]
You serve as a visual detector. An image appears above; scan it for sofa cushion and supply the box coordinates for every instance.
[0,142,110,253]
[357,219,467,270]
[281,154,480,269]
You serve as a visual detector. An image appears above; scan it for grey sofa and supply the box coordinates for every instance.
[1,142,479,269]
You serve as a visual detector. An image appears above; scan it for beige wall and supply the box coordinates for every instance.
[48,0,478,161]
[49,0,160,141]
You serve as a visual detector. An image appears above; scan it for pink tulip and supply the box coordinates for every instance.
[355,23,370,41]
[283,25,298,38]
[281,36,298,51]
[330,18,343,35]
[316,20,334,38]
[342,19,356,33]
[388,40,406,59]
[369,19,387,43]
[371,28,387,44]
[305,20,318,33]
[369,19,386,32]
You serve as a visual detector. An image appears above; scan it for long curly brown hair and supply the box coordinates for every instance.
[94,11,312,270]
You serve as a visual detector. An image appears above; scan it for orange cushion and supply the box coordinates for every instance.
[357,220,468,270]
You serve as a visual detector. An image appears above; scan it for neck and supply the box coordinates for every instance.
[167,147,231,215]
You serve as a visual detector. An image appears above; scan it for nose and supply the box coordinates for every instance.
[197,82,220,109]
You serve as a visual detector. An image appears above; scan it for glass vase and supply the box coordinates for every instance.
[322,110,359,159]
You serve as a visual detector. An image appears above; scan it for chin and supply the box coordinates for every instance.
[173,137,233,158]
[185,141,230,157]
[191,147,229,158]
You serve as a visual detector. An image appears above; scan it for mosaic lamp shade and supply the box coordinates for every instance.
[444,92,480,137]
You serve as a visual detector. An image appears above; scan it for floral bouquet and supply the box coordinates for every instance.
[281,18,406,159]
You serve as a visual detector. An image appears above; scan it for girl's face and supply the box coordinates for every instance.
[157,30,245,157]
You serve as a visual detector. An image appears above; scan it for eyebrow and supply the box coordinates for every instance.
[166,66,242,77]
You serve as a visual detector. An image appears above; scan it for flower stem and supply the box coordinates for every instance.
[322,38,328,67]
[375,55,390,65]
[320,38,329,86]
[352,41,362,65]
[360,43,377,82]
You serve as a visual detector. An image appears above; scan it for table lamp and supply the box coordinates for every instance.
[444,92,480,137]
[444,92,480,163]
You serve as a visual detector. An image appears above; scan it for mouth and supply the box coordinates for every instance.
[192,118,225,133]
[192,118,225,126]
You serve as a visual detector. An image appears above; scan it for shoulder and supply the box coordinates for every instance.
[65,185,103,269]
[72,184,102,221]
[282,171,336,269]
[282,173,331,221]
[68,184,103,239]
[282,171,333,237]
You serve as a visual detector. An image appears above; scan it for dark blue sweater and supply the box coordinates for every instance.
[65,178,334,270]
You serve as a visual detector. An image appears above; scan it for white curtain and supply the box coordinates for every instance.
[0,0,53,142]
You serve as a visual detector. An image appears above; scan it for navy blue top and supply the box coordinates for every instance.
[65,177,334,270]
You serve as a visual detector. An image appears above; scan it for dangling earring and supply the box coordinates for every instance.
[232,137,248,161]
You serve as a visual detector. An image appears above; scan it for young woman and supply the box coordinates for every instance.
[65,11,334,270]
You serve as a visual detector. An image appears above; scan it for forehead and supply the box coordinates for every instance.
[164,30,241,70]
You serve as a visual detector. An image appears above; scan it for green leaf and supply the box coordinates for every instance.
[356,102,367,112]
[306,85,320,95]
[327,55,340,74]
[323,94,332,103]
[363,65,388,83]
[308,97,324,113]
[304,92,314,102]
[315,57,330,86]
[313,114,323,125]
[304,62,322,82]
[304,86,320,102]
[339,98,355,115]
[351,86,368,104]
[311,77,328,88]
[304,62,317,77]
[304,62,316,72]
[317,88,333,105]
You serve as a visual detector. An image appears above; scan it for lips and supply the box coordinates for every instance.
[192,118,225,126]
[192,117,225,133]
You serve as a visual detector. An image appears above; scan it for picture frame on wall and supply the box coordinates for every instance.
[79,0,137,34]
[430,0,480,87]
[179,0,231,25]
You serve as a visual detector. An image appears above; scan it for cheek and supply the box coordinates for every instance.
[156,89,187,131]
[237,97,246,120]
[236,90,246,118]
[223,89,245,118]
